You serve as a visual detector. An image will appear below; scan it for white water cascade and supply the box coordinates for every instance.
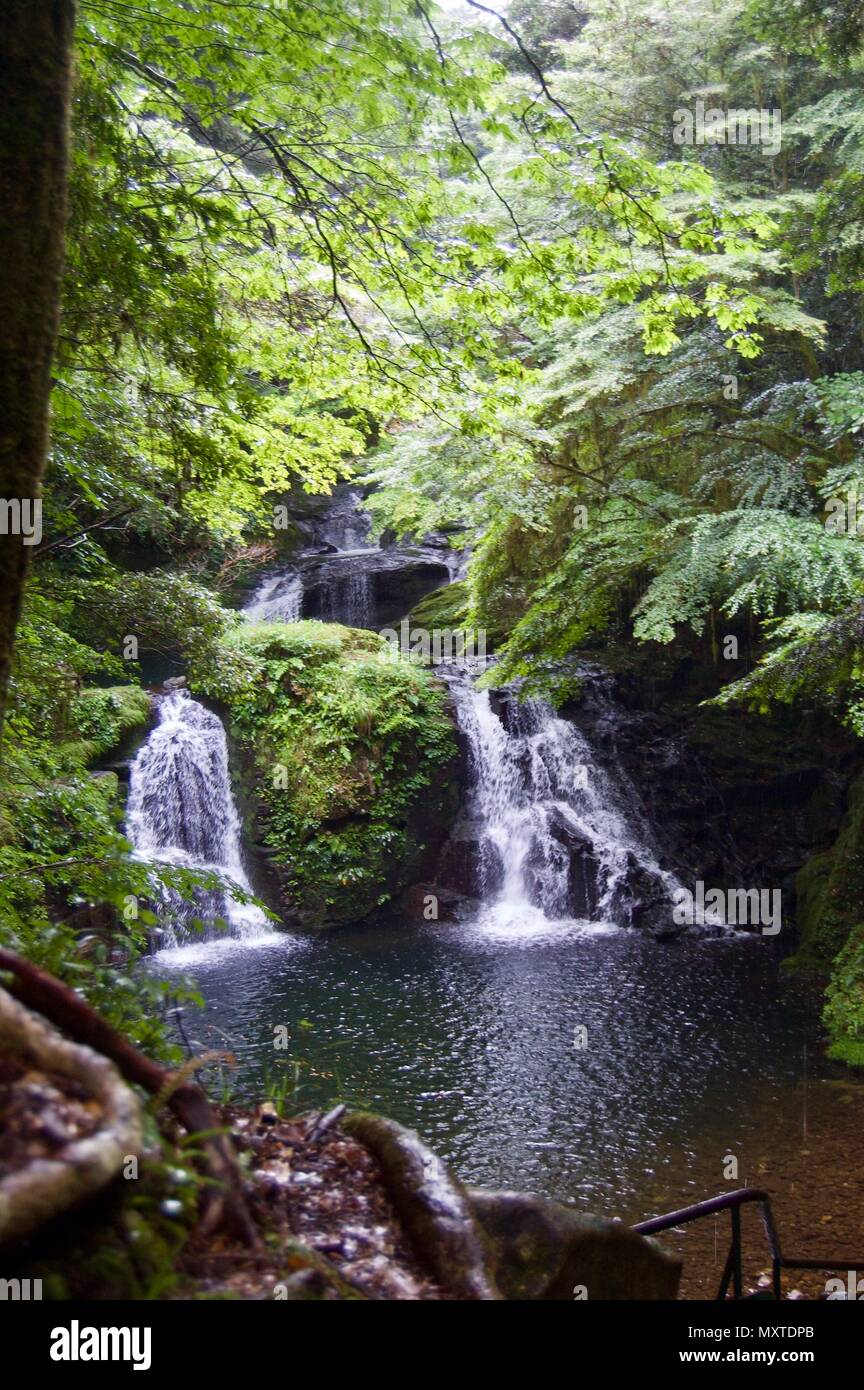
[444,666,684,934]
[319,567,375,628]
[126,691,271,949]
[310,487,379,627]
[243,572,302,623]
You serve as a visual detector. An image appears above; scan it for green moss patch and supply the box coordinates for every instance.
[823,923,864,1068]
[789,774,864,974]
[192,621,459,926]
[788,775,864,1069]
[408,580,470,631]
[63,685,153,765]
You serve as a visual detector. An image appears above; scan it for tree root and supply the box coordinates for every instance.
[0,950,260,1250]
[0,987,143,1246]
[343,1110,500,1299]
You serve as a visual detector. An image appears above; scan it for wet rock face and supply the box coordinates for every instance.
[543,807,599,918]
[565,658,860,919]
[401,882,470,924]
[468,1189,682,1301]
[434,804,603,918]
[435,826,500,898]
[301,553,452,632]
[617,854,681,936]
[238,483,456,634]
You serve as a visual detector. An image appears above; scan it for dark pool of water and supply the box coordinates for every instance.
[152,915,821,1219]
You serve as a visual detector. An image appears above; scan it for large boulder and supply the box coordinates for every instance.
[469,1188,682,1300]
[344,1112,683,1301]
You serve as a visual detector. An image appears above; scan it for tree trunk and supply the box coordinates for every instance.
[0,1,76,733]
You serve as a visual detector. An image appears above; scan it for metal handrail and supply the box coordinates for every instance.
[633,1187,864,1300]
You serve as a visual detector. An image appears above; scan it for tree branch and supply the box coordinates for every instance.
[33,505,136,561]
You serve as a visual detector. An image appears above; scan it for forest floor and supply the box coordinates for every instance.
[5,1048,862,1299]
[0,1053,443,1299]
[174,1104,446,1300]
[131,1078,864,1301]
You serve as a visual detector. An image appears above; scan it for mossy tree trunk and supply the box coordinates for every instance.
[0,1,76,732]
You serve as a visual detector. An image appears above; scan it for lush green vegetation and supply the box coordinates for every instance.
[193,621,458,925]
[2,0,864,1068]
[362,0,864,1055]
[367,0,864,722]
[824,922,864,1066]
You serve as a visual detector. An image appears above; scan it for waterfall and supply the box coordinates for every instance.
[242,488,452,633]
[319,570,375,628]
[243,572,302,623]
[243,489,380,629]
[314,487,378,627]
[126,691,271,948]
[244,556,377,630]
[443,665,685,933]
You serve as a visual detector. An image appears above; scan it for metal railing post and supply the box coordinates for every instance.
[731,1206,743,1299]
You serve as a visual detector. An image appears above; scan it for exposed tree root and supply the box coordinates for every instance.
[0,949,260,1250]
[0,986,142,1246]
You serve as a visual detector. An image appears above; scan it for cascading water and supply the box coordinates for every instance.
[238,484,686,939]
[126,691,271,949]
[443,664,685,934]
[242,487,452,632]
[313,487,378,627]
[319,569,375,627]
[242,488,380,629]
[243,572,302,623]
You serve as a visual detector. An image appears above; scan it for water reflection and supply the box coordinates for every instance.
[153,919,818,1216]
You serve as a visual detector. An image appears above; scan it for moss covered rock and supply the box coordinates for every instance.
[823,923,864,1068]
[192,621,460,927]
[66,685,152,765]
[790,774,864,1068]
[469,1189,682,1300]
[407,579,470,632]
[790,774,864,973]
